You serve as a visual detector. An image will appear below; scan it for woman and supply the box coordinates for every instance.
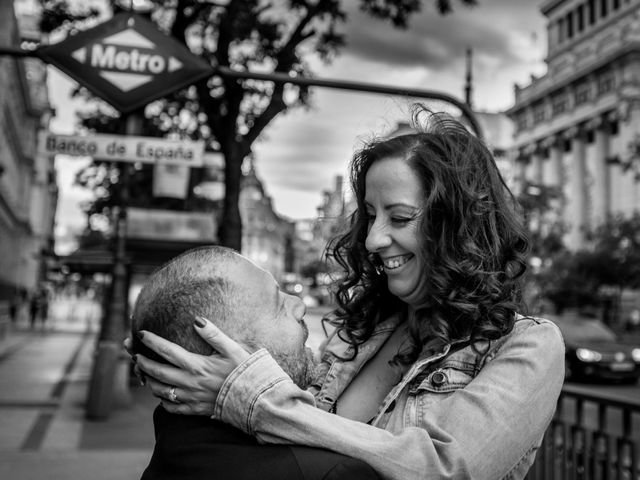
[133,108,565,480]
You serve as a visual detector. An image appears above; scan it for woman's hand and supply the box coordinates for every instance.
[129,316,251,415]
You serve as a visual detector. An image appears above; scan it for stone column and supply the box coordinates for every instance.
[565,125,589,249]
[616,93,640,215]
[542,135,564,189]
[513,148,529,196]
[530,145,544,186]
[586,116,611,225]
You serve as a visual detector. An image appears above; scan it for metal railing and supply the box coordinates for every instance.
[527,384,640,479]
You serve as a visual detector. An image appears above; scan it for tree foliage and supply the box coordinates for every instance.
[535,214,640,313]
[39,0,477,251]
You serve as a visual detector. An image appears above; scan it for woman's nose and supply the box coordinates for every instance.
[365,219,391,252]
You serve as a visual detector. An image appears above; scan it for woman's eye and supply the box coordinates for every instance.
[391,217,411,225]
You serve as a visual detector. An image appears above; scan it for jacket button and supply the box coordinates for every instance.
[431,371,447,387]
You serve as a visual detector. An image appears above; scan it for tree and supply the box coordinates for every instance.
[535,214,640,318]
[516,181,566,260]
[40,0,477,251]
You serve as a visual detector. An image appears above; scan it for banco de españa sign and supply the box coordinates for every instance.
[39,12,213,113]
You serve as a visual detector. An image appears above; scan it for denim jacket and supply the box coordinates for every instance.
[213,316,565,480]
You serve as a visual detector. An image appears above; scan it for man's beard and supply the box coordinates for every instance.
[272,345,317,389]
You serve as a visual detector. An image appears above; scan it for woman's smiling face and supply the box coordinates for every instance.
[364,156,426,305]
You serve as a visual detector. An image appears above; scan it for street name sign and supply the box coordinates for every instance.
[38,132,206,166]
[38,13,213,113]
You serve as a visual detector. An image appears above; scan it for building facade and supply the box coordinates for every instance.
[508,0,640,248]
[0,0,55,342]
[240,159,295,281]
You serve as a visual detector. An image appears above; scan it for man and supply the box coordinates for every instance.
[131,246,379,480]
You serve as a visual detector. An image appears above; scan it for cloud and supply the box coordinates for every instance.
[341,0,545,72]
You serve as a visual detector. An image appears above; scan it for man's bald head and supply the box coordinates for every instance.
[131,246,251,362]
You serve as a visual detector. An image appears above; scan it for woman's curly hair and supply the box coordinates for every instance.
[326,106,530,364]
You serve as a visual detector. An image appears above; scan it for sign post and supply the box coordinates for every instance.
[37,11,214,419]
[85,113,141,419]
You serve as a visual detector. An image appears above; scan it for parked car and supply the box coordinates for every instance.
[549,314,640,384]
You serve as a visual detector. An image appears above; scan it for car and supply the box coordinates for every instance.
[549,314,640,384]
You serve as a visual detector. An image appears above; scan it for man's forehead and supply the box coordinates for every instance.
[225,256,277,287]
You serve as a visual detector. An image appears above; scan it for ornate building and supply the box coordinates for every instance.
[0,0,55,343]
[507,0,640,248]
[240,159,295,281]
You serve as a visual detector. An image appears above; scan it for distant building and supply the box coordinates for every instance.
[240,159,295,281]
[507,0,640,249]
[0,0,55,341]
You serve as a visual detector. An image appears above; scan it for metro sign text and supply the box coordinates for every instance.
[38,13,213,112]
[70,28,184,92]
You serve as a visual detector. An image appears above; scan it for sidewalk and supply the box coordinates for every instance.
[0,317,156,480]
[0,306,333,480]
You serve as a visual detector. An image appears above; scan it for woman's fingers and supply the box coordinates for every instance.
[137,330,194,369]
[194,316,250,363]
[145,377,215,416]
[123,336,133,355]
[136,353,198,389]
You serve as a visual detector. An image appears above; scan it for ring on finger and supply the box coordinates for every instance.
[168,386,179,403]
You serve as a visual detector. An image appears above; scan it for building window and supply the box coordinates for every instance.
[533,104,546,124]
[552,94,568,115]
[567,11,574,38]
[589,0,596,24]
[577,4,585,32]
[613,0,620,10]
[564,139,572,152]
[575,83,591,105]
[558,17,565,43]
[597,72,615,94]
[601,0,608,17]
[517,114,528,131]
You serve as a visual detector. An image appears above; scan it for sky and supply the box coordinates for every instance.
[49,0,548,252]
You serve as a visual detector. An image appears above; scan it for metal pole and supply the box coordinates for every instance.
[86,112,142,419]
[214,66,483,139]
[0,46,483,138]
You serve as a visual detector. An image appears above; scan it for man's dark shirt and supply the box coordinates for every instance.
[142,406,380,480]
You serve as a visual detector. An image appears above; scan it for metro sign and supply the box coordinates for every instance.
[38,13,213,113]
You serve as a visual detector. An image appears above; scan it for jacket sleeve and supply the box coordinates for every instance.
[212,321,565,480]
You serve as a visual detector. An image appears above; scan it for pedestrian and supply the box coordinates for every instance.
[133,107,565,480]
[9,288,20,325]
[29,291,40,330]
[39,288,49,330]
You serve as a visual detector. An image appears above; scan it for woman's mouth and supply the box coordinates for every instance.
[382,254,414,270]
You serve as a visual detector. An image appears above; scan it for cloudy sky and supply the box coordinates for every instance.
[50,0,548,249]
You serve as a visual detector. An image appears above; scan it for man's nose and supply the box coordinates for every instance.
[290,295,307,320]
[365,219,392,252]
